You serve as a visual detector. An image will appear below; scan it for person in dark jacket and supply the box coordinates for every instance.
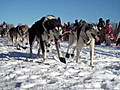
[1,22,8,37]
[97,18,106,45]
[74,19,79,27]
[66,22,72,40]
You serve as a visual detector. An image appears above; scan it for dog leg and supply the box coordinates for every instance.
[55,41,66,64]
[71,46,77,58]
[45,42,50,52]
[30,46,33,57]
[12,37,15,46]
[76,47,82,64]
[38,47,40,58]
[12,36,17,46]
[40,39,46,60]
[22,38,27,49]
[30,38,36,57]
[66,33,76,58]
[16,37,21,50]
[76,40,82,64]
[90,39,95,67]
[29,38,35,57]
[26,32,29,45]
[65,43,71,58]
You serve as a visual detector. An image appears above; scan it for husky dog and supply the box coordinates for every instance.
[28,15,66,63]
[66,22,100,66]
[9,25,29,50]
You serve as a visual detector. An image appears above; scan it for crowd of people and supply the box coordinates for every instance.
[97,18,115,46]
[62,19,79,41]
[62,18,120,46]
[0,18,120,46]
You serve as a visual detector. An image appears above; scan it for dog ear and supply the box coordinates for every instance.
[58,17,61,24]
[86,24,93,31]
[88,24,93,29]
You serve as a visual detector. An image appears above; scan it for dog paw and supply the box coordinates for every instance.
[59,57,66,64]
[76,60,80,64]
[71,54,74,58]
[65,53,70,58]
[91,65,95,68]
[17,48,21,50]
[90,64,95,67]
[25,43,28,45]
[22,47,27,50]
[46,49,49,52]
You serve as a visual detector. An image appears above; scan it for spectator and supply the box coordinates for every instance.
[62,23,67,41]
[74,19,79,27]
[63,23,67,32]
[97,18,106,44]
[1,22,8,37]
[105,19,114,46]
[66,22,72,31]
[63,23,67,28]
[66,22,72,40]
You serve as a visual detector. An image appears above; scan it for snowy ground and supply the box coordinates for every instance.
[0,37,120,90]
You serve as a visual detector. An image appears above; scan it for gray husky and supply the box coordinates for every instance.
[9,25,29,50]
[66,22,100,66]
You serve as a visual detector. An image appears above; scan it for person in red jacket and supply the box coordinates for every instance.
[105,21,114,46]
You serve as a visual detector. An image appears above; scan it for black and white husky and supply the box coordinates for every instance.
[28,15,66,63]
[66,22,100,66]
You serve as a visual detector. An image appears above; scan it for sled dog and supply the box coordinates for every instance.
[28,15,66,63]
[9,25,29,50]
[66,22,100,66]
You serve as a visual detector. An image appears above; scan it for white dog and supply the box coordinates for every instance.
[66,22,100,66]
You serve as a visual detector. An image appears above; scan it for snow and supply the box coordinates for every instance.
[0,37,120,90]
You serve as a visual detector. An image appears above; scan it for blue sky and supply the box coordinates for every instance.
[0,0,120,26]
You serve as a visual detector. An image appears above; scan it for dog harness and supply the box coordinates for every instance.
[79,24,91,45]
